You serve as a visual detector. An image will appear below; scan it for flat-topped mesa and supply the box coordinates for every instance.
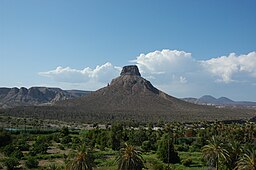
[120,65,141,76]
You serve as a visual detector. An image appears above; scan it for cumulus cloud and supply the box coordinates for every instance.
[201,52,256,83]
[132,49,197,84]
[39,62,121,84]
[133,49,195,74]
[38,50,256,100]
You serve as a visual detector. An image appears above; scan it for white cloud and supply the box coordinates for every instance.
[133,49,195,74]
[38,50,256,101]
[132,49,198,84]
[201,52,256,83]
[39,62,121,84]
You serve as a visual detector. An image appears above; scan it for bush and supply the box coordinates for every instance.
[141,140,152,152]
[11,150,24,159]
[25,157,39,169]
[17,140,30,151]
[3,144,15,156]
[58,144,65,150]
[61,135,72,144]
[181,158,193,167]
[3,157,19,170]
[30,142,48,156]
[0,130,12,147]
[176,144,189,152]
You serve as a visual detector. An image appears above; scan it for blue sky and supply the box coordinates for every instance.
[1,0,256,101]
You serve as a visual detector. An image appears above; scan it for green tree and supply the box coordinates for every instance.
[0,130,12,147]
[202,136,229,170]
[235,149,256,170]
[157,133,180,164]
[66,144,94,170]
[110,123,123,150]
[116,143,145,170]
[226,140,242,169]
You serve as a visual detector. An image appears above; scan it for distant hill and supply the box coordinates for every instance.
[2,65,255,123]
[182,95,256,108]
[0,87,91,108]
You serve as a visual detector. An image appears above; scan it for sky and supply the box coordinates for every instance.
[1,0,256,101]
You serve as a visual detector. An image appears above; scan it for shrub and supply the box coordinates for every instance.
[61,135,72,144]
[17,140,30,151]
[58,144,65,150]
[3,157,19,170]
[3,144,15,156]
[29,142,48,156]
[25,157,39,169]
[0,130,12,147]
[141,140,152,152]
[181,158,193,167]
[176,144,189,152]
[11,150,24,159]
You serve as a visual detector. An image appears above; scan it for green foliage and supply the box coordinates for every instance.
[11,150,23,159]
[236,149,256,170]
[25,157,39,169]
[181,158,193,167]
[202,136,229,169]
[30,140,48,156]
[157,133,180,164]
[66,144,95,170]
[110,123,123,150]
[46,164,63,170]
[60,127,69,137]
[0,130,12,147]
[116,143,145,170]
[3,144,15,156]
[61,135,72,144]
[3,157,19,170]
[17,139,29,151]
[128,128,148,146]
[72,136,81,144]
[141,140,152,152]
[176,144,189,152]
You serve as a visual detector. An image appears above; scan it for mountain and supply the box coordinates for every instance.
[0,87,90,108]
[182,95,256,108]
[2,66,255,123]
[58,65,197,113]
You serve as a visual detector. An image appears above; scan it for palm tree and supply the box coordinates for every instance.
[116,143,145,170]
[66,144,94,170]
[202,136,229,170]
[226,140,242,169]
[235,149,256,170]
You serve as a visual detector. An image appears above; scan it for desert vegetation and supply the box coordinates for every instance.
[0,116,256,169]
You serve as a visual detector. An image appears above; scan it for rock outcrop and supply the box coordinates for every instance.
[120,65,141,76]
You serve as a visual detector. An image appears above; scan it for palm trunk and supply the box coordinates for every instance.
[216,160,218,170]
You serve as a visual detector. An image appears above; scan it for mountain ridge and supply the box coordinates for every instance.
[0,87,90,108]
[182,95,256,108]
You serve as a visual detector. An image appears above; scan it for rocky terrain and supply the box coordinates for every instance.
[0,87,90,108]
